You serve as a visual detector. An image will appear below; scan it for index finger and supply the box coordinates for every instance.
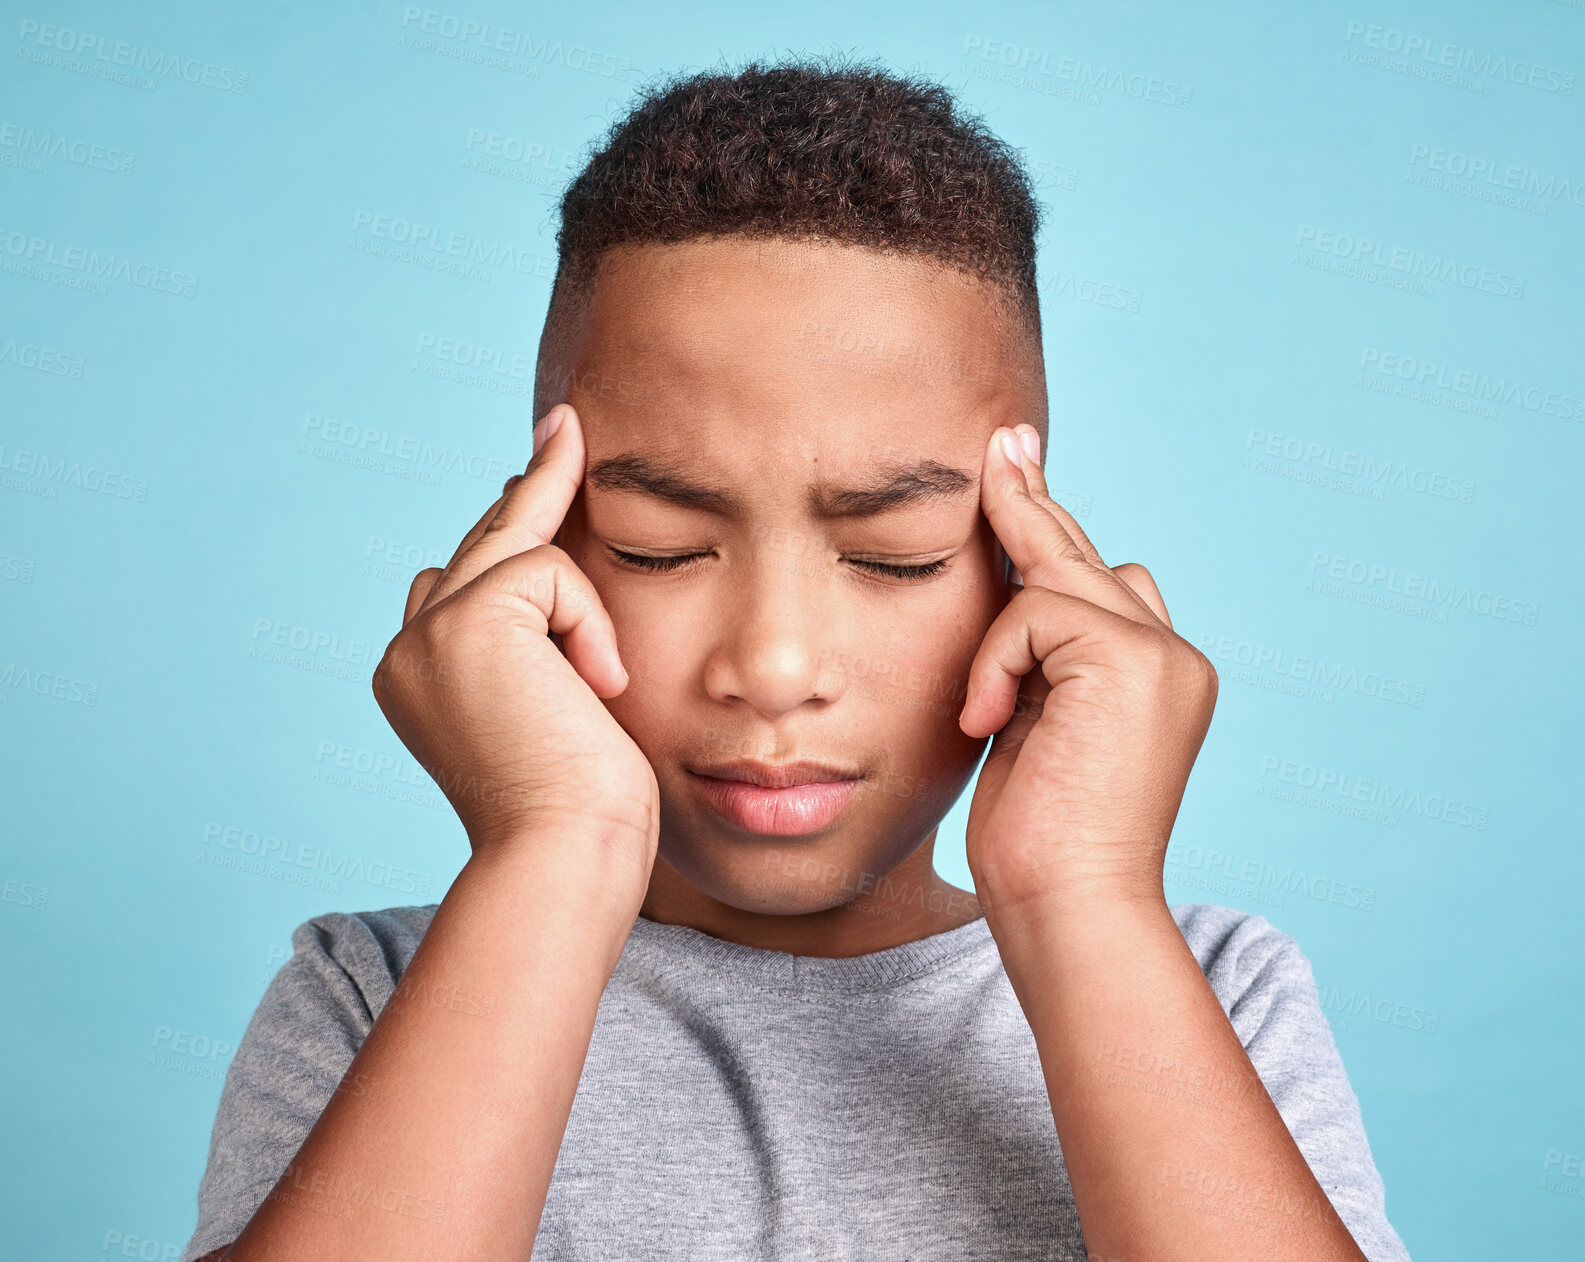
[439,470,524,576]
[980,425,1153,626]
[416,403,585,613]
[1011,423,1108,570]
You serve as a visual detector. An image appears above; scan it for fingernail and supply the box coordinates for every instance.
[998,430,1023,469]
[1018,428,1040,466]
[532,406,564,460]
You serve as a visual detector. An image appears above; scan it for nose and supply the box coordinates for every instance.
[701,552,847,720]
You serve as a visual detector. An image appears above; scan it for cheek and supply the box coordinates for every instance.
[855,584,999,718]
[589,585,702,736]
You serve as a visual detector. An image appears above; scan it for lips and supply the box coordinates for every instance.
[688,760,863,836]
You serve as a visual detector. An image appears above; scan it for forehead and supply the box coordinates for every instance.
[563,238,1034,479]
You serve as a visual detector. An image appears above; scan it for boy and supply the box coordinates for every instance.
[180,58,1410,1261]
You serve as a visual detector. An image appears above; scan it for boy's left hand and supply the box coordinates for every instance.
[959,423,1219,916]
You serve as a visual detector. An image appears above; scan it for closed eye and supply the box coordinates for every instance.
[607,548,950,581]
[609,549,704,574]
[853,557,950,580]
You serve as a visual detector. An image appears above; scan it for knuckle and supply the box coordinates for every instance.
[380,617,467,692]
[408,566,442,597]
[1018,584,1065,618]
[1194,648,1220,694]
[1162,637,1216,690]
[371,641,410,706]
[527,545,602,615]
[1123,626,1178,673]
[423,600,469,645]
[498,543,565,602]
[480,512,515,539]
[528,541,569,567]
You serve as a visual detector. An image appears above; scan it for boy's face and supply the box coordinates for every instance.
[553,237,1045,923]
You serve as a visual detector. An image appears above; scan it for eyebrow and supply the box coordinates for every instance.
[585,453,975,519]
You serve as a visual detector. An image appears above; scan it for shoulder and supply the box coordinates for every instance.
[1170,900,1305,969]
[1169,901,1317,1019]
[1170,905,1410,1260]
[289,900,439,956]
[278,902,440,1013]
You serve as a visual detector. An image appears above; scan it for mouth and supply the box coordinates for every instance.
[687,760,864,837]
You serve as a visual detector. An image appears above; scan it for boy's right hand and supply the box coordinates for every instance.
[372,403,659,883]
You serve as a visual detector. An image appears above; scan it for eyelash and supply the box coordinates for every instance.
[608,549,949,582]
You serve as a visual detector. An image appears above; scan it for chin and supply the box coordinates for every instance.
[652,798,899,918]
[659,835,840,916]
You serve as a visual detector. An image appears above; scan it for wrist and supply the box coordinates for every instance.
[977,869,1172,948]
[981,881,1183,1004]
[462,823,655,925]
[972,857,1168,928]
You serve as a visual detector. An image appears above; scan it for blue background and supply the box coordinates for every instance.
[3,2,1582,1258]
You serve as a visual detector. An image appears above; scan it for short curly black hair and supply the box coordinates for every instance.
[533,53,1046,421]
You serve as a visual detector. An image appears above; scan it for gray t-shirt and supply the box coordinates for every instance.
[179,901,1410,1261]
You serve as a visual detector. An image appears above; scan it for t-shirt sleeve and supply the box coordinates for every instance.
[1186,905,1412,1262]
[177,913,387,1262]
